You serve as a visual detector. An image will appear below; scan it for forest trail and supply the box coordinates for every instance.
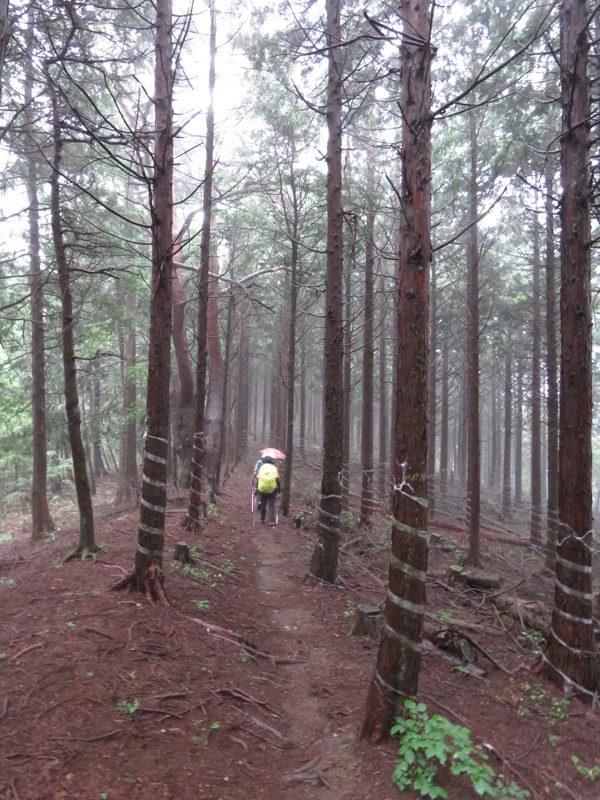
[0,464,395,800]
[210,468,395,799]
[1,463,600,799]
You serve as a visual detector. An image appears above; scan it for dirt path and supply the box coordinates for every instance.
[0,466,396,800]
[220,473,396,799]
[3,465,600,798]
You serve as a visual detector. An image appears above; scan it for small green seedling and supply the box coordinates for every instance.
[116,699,140,715]
[549,697,569,721]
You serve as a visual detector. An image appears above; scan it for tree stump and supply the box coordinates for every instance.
[447,565,502,591]
[350,603,381,639]
[174,541,193,565]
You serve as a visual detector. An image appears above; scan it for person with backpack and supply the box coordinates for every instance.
[256,455,280,525]
[252,454,264,510]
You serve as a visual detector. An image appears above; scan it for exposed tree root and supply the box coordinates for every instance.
[181,515,202,533]
[63,546,99,564]
[111,563,169,605]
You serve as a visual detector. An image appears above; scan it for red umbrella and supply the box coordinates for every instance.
[260,447,286,460]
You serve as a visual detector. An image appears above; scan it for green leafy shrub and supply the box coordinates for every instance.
[391,699,528,799]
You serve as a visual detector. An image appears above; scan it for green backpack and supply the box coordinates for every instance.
[257,463,278,493]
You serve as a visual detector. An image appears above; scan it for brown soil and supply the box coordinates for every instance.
[1,464,599,800]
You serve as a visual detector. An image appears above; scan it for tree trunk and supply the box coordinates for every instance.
[184,1,215,531]
[299,328,306,461]
[172,266,195,488]
[219,287,235,484]
[544,165,559,571]
[514,359,523,508]
[362,0,431,741]
[377,297,388,503]
[427,259,437,518]
[466,110,481,565]
[458,365,467,486]
[235,314,250,461]
[530,212,543,548]
[205,265,225,501]
[26,12,54,539]
[92,352,108,478]
[341,213,355,512]
[269,322,286,449]
[501,345,512,521]
[81,388,96,498]
[359,166,375,528]
[49,80,95,555]
[309,0,344,584]
[544,0,598,694]
[488,374,500,490]
[281,184,300,518]
[114,290,139,506]
[439,339,449,500]
[130,0,174,599]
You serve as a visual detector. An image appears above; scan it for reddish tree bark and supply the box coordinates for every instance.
[26,11,54,539]
[377,297,389,503]
[114,290,139,506]
[466,109,481,565]
[501,344,512,521]
[544,0,598,694]
[204,262,225,501]
[514,359,524,508]
[360,166,375,528]
[341,212,356,512]
[281,162,301,518]
[49,80,95,555]
[309,0,344,583]
[92,352,108,478]
[544,165,559,571]
[530,213,543,548]
[183,1,215,529]
[123,0,174,600]
[235,314,250,460]
[171,265,195,487]
[427,259,437,519]
[439,339,449,501]
[362,0,431,741]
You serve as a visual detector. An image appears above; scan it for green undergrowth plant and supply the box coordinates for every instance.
[571,755,600,782]
[391,699,529,799]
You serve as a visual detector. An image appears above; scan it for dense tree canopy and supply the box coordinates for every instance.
[0,0,599,698]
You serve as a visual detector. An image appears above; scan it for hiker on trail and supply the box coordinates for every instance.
[252,455,264,512]
[256,455,280,526]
